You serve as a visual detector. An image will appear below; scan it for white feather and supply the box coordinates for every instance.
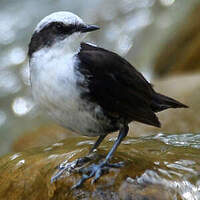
[35,11,83,33]
[30,12,112,136]
[30,35,108,136]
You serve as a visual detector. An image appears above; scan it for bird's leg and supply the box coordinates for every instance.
[60,134,107,169]
[72,125,129,189]
[51,134,107,183]
[89,134,107,153]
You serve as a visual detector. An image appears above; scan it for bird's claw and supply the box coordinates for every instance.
[51,155,93,183]
[72,161,124,189]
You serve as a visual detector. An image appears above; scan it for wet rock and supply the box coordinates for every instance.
[154,4,200,77]
[119,181,173,200]
[133,74,200,136]
[1,133,200,200]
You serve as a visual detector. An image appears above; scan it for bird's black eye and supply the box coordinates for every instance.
[55,22,75,34]
[53,23,65,33]
[63,24,76,34]
[46,22,77,35]
[55,23,63,30]
[49,22,66,34]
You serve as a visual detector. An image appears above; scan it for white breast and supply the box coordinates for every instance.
[29,46,106,136]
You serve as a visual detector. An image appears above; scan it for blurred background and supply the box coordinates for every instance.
[0,0,200,156]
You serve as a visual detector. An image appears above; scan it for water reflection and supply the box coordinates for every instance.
[119,0,155,13]
[12,97,34,116]
[2,133,200,199]
[0,13,16,45]
[10,153,21,160]
[8,47,26,65]
[137,170,200,200]
[160,0,175,6]
[16,159,25,167]
[153,133,200,149]
[121,133,200,199]
[0,70,21,97]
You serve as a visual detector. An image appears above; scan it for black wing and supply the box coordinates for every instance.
[77,43,161,127]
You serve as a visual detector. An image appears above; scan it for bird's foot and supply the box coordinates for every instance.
[72,160,124,189]
[51,154,95,183]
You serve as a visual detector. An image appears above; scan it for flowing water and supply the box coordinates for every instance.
[0,133,200,199]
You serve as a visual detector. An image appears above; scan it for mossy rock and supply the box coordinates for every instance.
[1,133,200,199]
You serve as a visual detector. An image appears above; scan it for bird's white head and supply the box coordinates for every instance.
[28,11,99,57]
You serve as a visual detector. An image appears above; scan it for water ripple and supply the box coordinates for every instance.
[137,170,200,200]
[153,133,200,149]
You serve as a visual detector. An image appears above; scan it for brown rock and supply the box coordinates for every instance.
[119,182,173,200]
[1,134,200,200]
[154,4,200,77]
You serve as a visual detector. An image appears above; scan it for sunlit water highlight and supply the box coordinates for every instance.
[0,133,199,199]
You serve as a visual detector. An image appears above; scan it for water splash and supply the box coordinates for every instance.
[136,170,200,200]
[153,133,200,149]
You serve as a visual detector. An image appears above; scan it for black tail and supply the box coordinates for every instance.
[151,92,188,113]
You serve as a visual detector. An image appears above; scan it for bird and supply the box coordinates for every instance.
[28,11,188,188]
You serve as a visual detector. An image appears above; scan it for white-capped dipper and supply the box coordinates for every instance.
[28,11,188,188]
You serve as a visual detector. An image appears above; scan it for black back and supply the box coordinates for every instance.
[77,43,161,127]
[77,43,187,128]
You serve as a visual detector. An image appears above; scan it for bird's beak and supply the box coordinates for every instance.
[80,24,100,33]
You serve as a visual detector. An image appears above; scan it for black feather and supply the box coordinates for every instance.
[151,92,188,112]
[77,42,187,129]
